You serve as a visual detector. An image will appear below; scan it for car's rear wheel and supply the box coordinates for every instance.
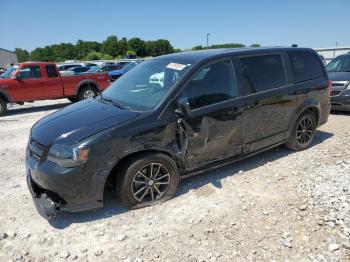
[78,86,98,101]
[285,112,317,151]
[0,97,8,117]
[116,153,179,209]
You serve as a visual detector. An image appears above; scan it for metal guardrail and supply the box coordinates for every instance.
[315,46,350,64]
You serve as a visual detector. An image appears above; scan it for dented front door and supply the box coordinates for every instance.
[175,59,245,171]
[177,99,245,171]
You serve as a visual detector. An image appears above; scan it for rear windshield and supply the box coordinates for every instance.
[288,51,324,83]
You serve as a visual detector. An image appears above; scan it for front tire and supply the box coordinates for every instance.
[285,112,317,151]
[0,97,8,117]
[116,153,180,209]
[78,86,98,101]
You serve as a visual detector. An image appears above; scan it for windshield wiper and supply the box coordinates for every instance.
[100,95,125,109]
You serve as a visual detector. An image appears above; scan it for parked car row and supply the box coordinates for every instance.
[108,61,143,81]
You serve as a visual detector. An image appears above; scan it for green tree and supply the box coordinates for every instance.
[15,48,30,62]
[210,43,245,49]
[250,43,261,47]
[152,39,174,56]
[51,43,76,61]
[101,53,114,60]
[128,38,146,57]
[75,40,101,60]
[192,45,203,51]
[145,39,174,57]
[101,35,119,57]
[118,37,128,57]
[85,51,103,60]
[173,48,182,53]
[30,46,55,61]
[145,41,155,56]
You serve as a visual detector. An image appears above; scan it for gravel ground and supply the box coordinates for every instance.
[0,99,349,262]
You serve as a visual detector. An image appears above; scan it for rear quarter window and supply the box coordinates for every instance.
[46,65,58,78]
[288,51,324,83]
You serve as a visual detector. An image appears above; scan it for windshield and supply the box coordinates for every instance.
[1,65,19,78]
[326,55,350,73]
[102,58,192,111]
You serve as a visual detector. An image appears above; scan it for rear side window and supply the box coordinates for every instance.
[288,51,324,83]
[240,54,286,94]
[183,60,237,110]
[18,66,42,79]
[46,65,58,78]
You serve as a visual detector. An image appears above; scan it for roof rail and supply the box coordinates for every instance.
[291,44,298,48]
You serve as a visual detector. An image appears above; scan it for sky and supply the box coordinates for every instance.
[1,0,350,51]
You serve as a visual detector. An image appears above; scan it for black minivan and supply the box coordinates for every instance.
[26,47,330,218]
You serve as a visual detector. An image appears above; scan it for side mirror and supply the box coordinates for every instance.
[15,74,22,80]
[176,96,191,117]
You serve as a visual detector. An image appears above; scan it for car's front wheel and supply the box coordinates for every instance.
[78,86,98,101]
[285,112,317,151]
[116,153,180,209]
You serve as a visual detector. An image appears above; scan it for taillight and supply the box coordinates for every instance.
[328,80,332,96]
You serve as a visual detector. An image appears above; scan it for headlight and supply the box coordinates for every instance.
[47,144,90,168]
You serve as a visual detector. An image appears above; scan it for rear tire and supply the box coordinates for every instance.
[116,153,180,209]
[0,97,8,117]
[285,112,317,151]
[78,86,98,101]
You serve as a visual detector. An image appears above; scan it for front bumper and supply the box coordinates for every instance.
[26,151,105,219]
[27,172,60,219]
[331,90,350,111]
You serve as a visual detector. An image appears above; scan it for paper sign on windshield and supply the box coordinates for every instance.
[166,63,187,71]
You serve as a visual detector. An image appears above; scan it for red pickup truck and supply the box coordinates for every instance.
[0,62,110,116]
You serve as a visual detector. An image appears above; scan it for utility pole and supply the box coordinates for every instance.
[206,33,210,48]
[333,41,338,58]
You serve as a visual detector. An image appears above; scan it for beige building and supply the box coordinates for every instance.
[0,48,18,69]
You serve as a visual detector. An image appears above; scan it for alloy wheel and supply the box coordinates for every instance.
[296,115,314,145]
[83,90,95,99]
[131,163,171,203]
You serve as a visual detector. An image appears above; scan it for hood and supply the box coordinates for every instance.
[31,98,139,146]
[109,69,124,76]
[328,72,350,82]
